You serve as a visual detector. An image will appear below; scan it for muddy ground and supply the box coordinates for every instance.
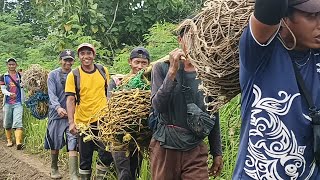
[0,109,68,180]
[0,141,51,180]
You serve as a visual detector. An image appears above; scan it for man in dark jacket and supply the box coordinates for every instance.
[149,22,223,180]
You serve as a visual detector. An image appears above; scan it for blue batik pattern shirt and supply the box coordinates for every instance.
[233,23,320,179]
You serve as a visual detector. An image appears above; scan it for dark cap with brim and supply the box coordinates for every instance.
[6,58,17,63]
[289,0,320,13]
[60,49,75,60]
[130,47,150,61]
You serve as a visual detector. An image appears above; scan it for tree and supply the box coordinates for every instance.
[0,13,33,72]
[97,0,204,46]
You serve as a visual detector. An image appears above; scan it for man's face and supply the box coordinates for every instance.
[286,10,320,50]
[78,47,95,66]
[129,58,149,74]
[7,61,17,72]
[60,58,74,71]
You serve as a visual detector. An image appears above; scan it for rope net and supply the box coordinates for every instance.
[179,0,254,113]
[79,70,152,153]
[21,64,49,119]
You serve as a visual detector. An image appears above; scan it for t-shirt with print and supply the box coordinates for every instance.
[233,24,320,179]
[0,73,22,104]
[65,65,110,125]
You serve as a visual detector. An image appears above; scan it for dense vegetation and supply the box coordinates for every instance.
[0,0,241,179]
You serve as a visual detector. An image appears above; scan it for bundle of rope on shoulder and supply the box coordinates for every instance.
[179,0,254,114]
[78,69,152,155]
[21,64,49,120]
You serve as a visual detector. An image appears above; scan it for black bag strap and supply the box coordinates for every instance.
[95,64,108,97]
[292,62,316,111]
[72,68,81,105]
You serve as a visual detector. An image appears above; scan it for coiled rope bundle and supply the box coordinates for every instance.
[79,70,152,153]
[21,64,49,119]
[25,91,49,119]
[179,0,254,113]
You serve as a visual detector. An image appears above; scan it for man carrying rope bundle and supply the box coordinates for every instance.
[234,0,320,179]
[107,47,150,180]
[0,58,24,150]
[149,21,223,180]
[65,43,113,180]
[44,50,78,179]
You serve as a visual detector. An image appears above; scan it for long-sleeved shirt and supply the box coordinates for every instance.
[151,61,222,156]
[47,68,69,121]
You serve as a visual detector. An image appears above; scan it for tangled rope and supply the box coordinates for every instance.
[79,70,152,153]
[21,64,49,94]
[25,91,49,120]
[22,64,49,119]
[179,0,254,113]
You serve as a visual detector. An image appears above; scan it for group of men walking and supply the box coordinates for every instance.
[0,33,223,180]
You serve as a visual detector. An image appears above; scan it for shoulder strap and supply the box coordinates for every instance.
[292,62,315,110]
[17,72,22,84]
[7,73,20,89]
[72,68,80,105]
[95,64,108,96]
[95,64,107,80]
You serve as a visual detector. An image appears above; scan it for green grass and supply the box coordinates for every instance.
[23,96,241,179]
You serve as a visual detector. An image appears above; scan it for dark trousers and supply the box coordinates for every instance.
[112,150,143,180]
[149,138,209,180]
[78,128,113,174]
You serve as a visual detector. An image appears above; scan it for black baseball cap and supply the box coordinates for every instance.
[60,49,75,60]
[130,47,150,61]
[289,0,320,13]
[6,58,17,63]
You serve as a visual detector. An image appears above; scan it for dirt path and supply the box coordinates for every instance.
[0,109,67,180]
[0,140,51,180]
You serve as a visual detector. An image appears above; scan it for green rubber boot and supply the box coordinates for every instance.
[50,154,62,179]
[69,156,79,180]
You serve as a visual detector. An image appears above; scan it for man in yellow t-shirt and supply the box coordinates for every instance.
[65,43,113,180]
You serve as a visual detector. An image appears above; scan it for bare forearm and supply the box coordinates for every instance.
[66,96,75,124]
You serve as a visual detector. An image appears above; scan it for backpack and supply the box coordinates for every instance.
[148,62,169,132]
[72,64,107,105]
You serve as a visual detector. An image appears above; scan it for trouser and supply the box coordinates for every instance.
[3,103,23,129]
[78,127,113,175]
[44,118,77,151]
[149,138,209,180]
[112,150,143,180]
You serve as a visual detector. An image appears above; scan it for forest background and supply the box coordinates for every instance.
[0,0,241,179]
